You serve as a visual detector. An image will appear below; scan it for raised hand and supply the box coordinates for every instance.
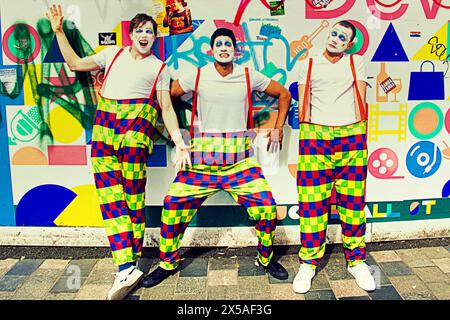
[45,4,64,33]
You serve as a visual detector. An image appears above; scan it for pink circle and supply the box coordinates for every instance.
[368,148,399,179]
[445,108,450,134]
[2,23,41,64]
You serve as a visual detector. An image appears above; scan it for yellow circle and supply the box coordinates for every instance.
[48,106,83,143]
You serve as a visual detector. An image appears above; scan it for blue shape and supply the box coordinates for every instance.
[15,185,77,226]
[43,37,65,63]
[406,141,442,178]
[288,102,299,129]
[0,21,25,226]
[409,203,420,216]
[372,23,409,62]
[153,20,205,61]
[408,61,445,101]
[289,82,299,101]
[443,180,450,197]
[147,144,167,167]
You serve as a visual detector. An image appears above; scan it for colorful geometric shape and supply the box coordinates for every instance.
[408,102,443,140]
[412,21,449,61]
[2,23,41,64]
[372,23,409,62]
[408,61,445,101]
[48,146,87,166]
[409,201,420,215]
[445,108,450,134]
[12,147,48,165]
[43,37,65,63]
[443,180,450,197]
[346,20,370,56]
[48,106,83,144]
[368,148,404,179]
[15,184,77,226]
[406,141,442,178]
[53,184,103,227]
[289,82,299,101]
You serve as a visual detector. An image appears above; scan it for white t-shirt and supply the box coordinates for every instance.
[92,46,170,100]
[298,53,368,126]
[178,63,271,132]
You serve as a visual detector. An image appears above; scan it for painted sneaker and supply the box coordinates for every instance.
[348,262,376,292]
[293,263,316,294]
[107,266,144,300]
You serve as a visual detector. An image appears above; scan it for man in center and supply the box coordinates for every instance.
[143,27,292,287]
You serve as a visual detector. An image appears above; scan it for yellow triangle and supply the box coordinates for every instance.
[23,64,42,106]
[93,23,123,54]
[54,184,104,227]
[412,22,448,61]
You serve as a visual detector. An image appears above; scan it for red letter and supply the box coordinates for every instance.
[366,0,408,20]
[305,0,355,19]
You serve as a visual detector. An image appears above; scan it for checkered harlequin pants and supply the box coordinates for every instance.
[91,96,159,266]
[297,121,368,268]
[159,133,277,270]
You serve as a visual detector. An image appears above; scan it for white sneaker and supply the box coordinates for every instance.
[293,263,316,294]
[348,262,376,292]
[107,266,144,300]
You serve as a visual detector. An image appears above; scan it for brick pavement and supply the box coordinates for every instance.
[0,245,449,300]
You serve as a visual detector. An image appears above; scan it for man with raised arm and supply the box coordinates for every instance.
[46,4,191,300]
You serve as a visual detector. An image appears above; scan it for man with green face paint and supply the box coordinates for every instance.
[293,21,376,294]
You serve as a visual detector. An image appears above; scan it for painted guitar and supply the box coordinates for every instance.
[289,20,329,61]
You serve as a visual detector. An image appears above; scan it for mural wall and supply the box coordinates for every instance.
[0,0,449,243]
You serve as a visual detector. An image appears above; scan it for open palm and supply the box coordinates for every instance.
[45,4,64,33]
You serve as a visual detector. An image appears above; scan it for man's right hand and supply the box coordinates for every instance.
[45,4,64,34]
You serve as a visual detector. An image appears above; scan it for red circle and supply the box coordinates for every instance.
[2,24,41,64]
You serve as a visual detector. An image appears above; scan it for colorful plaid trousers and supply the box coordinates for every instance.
[91,96,159,266]
[297,121,368,268]
[159,132,277,270]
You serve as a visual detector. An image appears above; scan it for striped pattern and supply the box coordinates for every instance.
[91,96,160,266]
[297,121,368,268]
[159,155,277,270]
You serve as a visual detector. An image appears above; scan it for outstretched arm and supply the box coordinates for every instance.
[263,80,292,151]
[46,4,99,72]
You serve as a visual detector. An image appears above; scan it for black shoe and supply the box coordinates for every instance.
[257,259,289,280]
[141,266,179,288]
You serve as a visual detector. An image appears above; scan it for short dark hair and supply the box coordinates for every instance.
[335,20,356,42]
[129,13,158,35]
[210,28,237,49]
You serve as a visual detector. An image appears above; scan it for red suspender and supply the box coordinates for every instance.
[299,58,313,123]
[350,54,367,121]
[244,67,254,129]
[100,47,124,95]
[148,63,167,101]
[190,67,201,138]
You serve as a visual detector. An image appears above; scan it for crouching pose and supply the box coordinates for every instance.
[142,28,292,287]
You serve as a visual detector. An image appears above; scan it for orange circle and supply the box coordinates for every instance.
[12,147,48,165]
[413,108,439,135]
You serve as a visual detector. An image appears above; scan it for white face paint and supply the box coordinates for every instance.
[131,22,155,55]
[326,24,353,54]
[213,36,235,64]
